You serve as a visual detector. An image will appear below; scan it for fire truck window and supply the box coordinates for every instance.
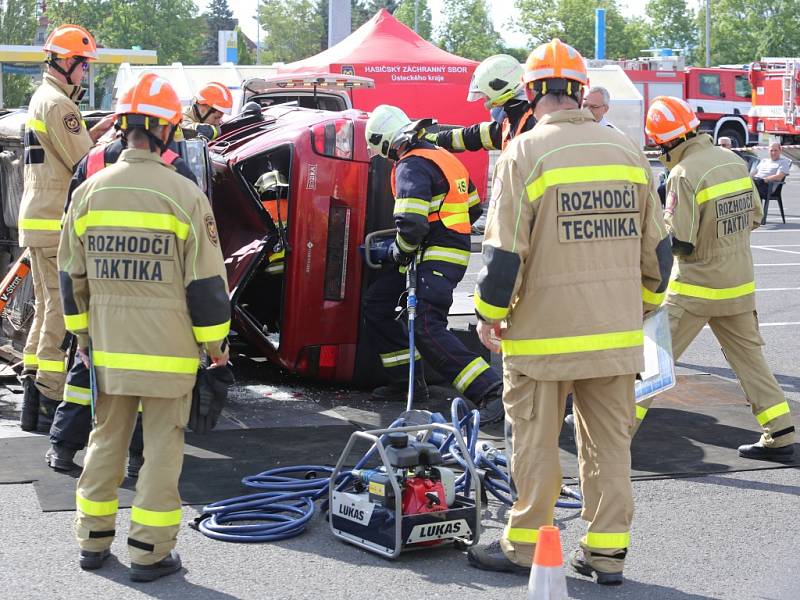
[735,75,752,99]
[699,74,721,97]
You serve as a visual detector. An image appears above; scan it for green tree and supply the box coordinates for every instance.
[200,0,237,65]
[437,0,501,60]
[352,1,400,29]
[645,0,697,54]
[258,0,325,63]
[394,0,432,39]
[237,28,255,65]
[46,0,202,64]
[0,0,39,107]
[692,0,800,66]
[514,0,643,60]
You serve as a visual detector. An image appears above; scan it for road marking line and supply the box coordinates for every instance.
[703,321,800,330]
[752,245,800,255]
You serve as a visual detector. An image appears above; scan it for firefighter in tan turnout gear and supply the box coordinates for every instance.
[58,73,230,580]
[18,24,114,432]
[466,39,672,585]
[179,81,233,141]
[633,96,795,460]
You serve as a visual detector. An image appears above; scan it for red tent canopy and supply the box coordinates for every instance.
[280,9,490,197]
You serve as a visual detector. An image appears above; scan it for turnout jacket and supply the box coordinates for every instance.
[20,73,93,247]
[391,141,482,264]
[431,100,536,153]
[179,106,221,141]
[662,134,762,317]
[58,149,230,398]
[475,108,672,380]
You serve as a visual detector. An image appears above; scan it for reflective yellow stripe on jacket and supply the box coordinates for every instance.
[669,280,755,300]
[38,358,65,373]
[192,321,231,343]
[502,329,643,356]
[93,350,199,374]
[527,164,648,203]
[421,245,470,266]
[474,290,509,321]
[695,176,753,205]
[74,210,190,239]
[641,286,665,306]
[26,118,47,133]
[20,218,62,232]
[64,311,89,331]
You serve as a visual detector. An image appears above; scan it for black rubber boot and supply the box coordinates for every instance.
[570,549,623,586]
[79,548,111,570]
[738,441,794,461]
[467,540,529,574]
[19,376,40,431]
[126,453,144,479]
[371,380,429,403]
[45,444,79,471]
[476,386,504,425]
[130,550,182,582]
[36,394,60,434]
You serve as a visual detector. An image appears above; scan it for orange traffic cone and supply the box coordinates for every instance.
[527,525,568,600]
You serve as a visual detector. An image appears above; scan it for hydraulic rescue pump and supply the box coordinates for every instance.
[329,423,480,558]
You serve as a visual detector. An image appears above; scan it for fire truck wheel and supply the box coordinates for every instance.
[718,127,744,149]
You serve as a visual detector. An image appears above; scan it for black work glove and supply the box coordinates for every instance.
[188,365,235,434]
[390,242,414,266]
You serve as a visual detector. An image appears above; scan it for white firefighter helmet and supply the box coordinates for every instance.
[365,104,412,159]
[255,169,289,199]
[467,54,524,109]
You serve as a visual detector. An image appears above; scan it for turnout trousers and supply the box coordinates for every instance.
[500,367,635,574]
[633,304,795,447]
[74,391,191,565]
[51,361,143,455]
[363,260,500,402]
[23,247,66,399]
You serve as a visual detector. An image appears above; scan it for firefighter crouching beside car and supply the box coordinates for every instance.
[17,24,115,433]
[45,73,200,475]
[362,105,505,424]
[58,73,230,581]
[179,81,234,141]
[466,39,672,585]
[429,54,535,154]
[633,96,795,461]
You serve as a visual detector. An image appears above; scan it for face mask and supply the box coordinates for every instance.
[490,106,506,124]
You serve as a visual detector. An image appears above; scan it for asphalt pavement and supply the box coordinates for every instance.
[1,156,799,599]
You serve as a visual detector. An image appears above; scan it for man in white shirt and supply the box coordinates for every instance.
[583,86,620,131]
[751,141,791,200]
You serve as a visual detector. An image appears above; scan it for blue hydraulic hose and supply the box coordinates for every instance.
[194,401,581,543]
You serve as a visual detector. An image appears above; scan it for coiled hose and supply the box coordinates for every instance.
[194,400,581,542]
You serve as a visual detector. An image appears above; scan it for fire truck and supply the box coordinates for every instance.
[748,58,800,151]
[593,55,754,147]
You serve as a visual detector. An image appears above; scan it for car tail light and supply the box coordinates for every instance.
[311,119,353,159]
[296,345,338,380]
[324,203,350,301]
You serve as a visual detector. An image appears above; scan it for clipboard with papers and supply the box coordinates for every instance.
[635,307,676,402]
